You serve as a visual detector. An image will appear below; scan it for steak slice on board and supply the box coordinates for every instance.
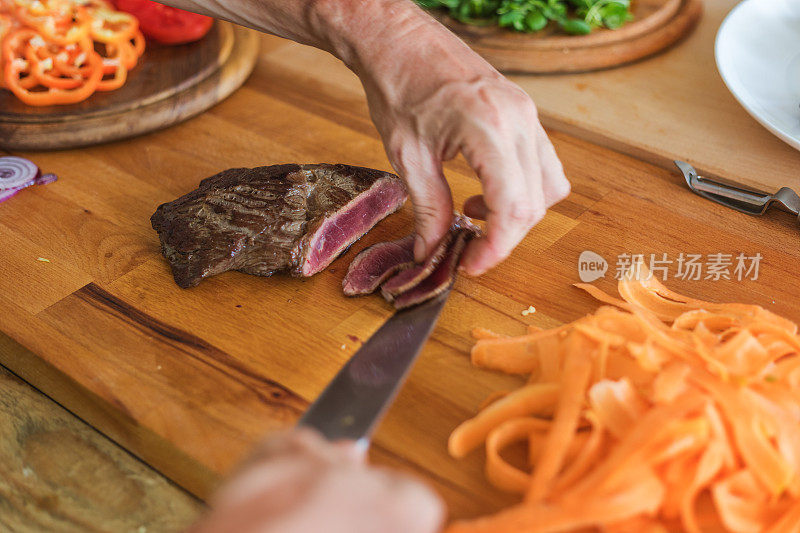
[393,228,472,309]
[381,214,480,302]
[342,213,480,308]
[342,234,416,296]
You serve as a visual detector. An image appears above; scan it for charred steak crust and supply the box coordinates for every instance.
[151,164,407,288]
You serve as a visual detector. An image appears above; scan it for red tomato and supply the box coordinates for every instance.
[114,0,213,45]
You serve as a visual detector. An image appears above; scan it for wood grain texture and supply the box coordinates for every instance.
[437,0,702,73]
[0,23,259,151]
[0,364,200,532]
[2,31,800,527]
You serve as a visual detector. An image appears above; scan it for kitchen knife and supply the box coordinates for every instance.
[675,160,800,221]
[298,292,449,450]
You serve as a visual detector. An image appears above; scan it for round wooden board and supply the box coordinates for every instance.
[0,22,259,151]
[437,0,702,74]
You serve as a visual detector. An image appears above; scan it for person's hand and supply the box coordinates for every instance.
[188,429,445,533]
[157,0,569,276]
[349,3,570,276]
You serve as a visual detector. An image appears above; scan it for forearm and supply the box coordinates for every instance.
[156,0,325,49]
[156,1,426,67]
[156,0,493,90]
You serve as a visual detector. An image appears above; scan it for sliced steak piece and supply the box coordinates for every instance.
[342,234,416,296]
[380,231,455,300]
[380,214,480,301]
[392,228,472,310]
[151,164,407,288]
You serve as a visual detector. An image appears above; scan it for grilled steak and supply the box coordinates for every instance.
[151,164,407,288]
[393,228,471,309]
[381,214,479,302]
[342,213,480,308]
[380,229,456,299]
[342,234,415,296]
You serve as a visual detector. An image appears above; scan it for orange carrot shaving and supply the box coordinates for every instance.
[448,259,800,532]
[485,417,551,493]
[526,332,594,502]
[449,383,559,459]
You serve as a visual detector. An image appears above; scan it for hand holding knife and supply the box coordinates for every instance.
[189,294,450,533]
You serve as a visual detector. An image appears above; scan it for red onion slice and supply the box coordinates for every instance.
[36,173,58,185]
[0,188,20,203]
[0,157,40,191]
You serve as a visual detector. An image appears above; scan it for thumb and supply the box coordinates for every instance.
[389,143,453,261]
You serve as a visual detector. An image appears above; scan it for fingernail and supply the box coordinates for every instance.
[414,235,427,262]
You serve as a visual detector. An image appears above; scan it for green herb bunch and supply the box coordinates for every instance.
[415,0,632,35]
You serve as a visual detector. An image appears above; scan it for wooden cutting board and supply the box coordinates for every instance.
[1,35,799,526]
[436,0,702,73]
[0,22,259,151]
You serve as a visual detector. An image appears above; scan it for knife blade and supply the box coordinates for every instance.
[298,292,449,449]
[674,160,800,222]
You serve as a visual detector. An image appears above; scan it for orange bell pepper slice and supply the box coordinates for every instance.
[16,4,90,45]
[88,7,137,44]
[4,28,101,105]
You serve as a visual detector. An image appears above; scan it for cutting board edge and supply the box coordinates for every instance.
[0,330,220,500]
[538,104,785,194]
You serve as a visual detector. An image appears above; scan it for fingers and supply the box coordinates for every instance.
[459,120,569,276]
[212,430,330,508]
[458,139,544,276]
[386,138,454,262]
[463,132,568,222]
[535,123,570,205]
[244,428,354,468]
[332,439,368,463]
[370,468,446,533]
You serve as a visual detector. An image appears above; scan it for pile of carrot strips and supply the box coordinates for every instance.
[448,260,800,533]
[0,0,145,105]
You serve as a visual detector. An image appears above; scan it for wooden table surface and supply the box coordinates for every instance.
[2,3,800,530]
[0,365,200,531]
[516,0,800,193]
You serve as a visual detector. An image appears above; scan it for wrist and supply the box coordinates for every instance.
[311,1,500,113]
[307,0,430,72]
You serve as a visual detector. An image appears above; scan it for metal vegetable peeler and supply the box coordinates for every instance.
[674,161,800,222]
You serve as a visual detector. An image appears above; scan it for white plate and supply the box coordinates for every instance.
[716,0,800,152]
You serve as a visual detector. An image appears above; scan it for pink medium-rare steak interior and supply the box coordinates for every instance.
[392,229,471,309]
[342,212,480,308]
[380,214,480,299]
[380,230,455,298]
[342,234,416,296]
[300,178,408,276]
[151,164,407,288]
